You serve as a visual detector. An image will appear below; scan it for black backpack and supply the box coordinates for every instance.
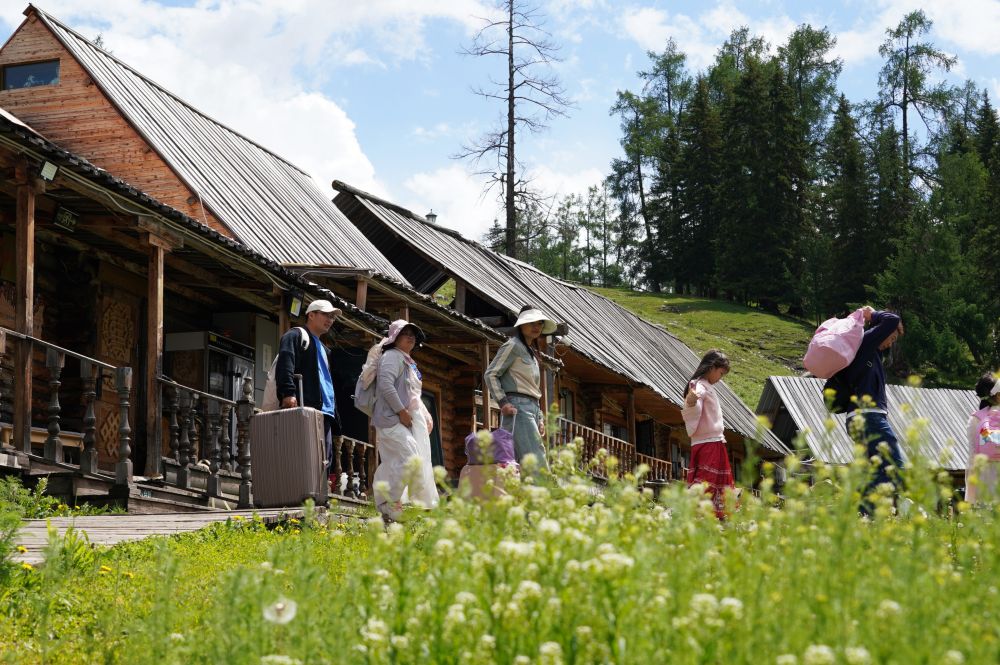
[822,370,854,414]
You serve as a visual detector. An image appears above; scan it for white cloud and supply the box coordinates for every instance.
[400,161,605,242]
[402,164,500,240]
[619,2,797,71]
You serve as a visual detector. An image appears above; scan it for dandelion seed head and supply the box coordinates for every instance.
[262,598,298,625]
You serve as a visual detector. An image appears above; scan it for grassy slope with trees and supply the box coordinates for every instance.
[592,287,813,407]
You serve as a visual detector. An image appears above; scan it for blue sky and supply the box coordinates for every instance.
[2,0,999,240]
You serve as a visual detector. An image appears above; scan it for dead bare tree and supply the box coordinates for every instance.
[456,0,572,259]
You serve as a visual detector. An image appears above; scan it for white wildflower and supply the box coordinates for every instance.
[803,644,835,665]
[538,518,562,537]
[513,656,531,665]
[434,538,456,556]
[480,634,497,650]
[844,646,872,665]
[455,591,477,606]
[720,597,744,620]
[876,599,902,620]
[689,593,719,617]
[260,656,302,665]
[941,651,965,665]
[776,656,798,665]
[442,518,462,538]
[361,617,390,644]
[168,633,185,642]
[516,579,543,600]
[539,641,564,665]
[390,635,409,650]
[262,598,298,625]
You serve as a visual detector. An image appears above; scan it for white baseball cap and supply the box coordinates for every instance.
[305,299,342,317]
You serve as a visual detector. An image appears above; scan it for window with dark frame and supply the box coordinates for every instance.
[3,60,60,90]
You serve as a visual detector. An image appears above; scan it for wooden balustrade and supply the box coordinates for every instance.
[556,416,672,483]
[157,376,247,501]
[0,326,127,482]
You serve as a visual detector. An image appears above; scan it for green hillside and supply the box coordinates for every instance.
[591,287,814,408]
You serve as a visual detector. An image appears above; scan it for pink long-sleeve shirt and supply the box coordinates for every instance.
[681,378,725,445]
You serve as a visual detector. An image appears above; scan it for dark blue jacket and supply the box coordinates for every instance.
[841,311,901,410]
[275,327,335,414]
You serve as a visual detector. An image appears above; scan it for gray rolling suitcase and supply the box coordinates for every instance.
[250,375,329,508]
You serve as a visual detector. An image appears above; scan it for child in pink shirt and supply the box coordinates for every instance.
[682,350,735,518]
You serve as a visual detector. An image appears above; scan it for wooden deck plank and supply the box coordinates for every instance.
[13,509,313,566]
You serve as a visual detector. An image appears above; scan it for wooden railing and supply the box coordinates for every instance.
[556,416,672,483]
[157,375,252,505]
[0,326,133,486]
[331,434,374,500]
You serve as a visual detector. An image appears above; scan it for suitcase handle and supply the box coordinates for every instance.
[293,373,304,406]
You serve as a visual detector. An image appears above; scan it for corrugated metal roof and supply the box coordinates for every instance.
[756,376,977,470]
[33,6,407,283]
[332,181,790,455]
[0,106,388,334]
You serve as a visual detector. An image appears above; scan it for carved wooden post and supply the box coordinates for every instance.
[219,403,232,471]
[206,399,222,497]
[167,385,180,462]
[188,393,200,464]
[0,330,6,451]
[44,348,65,462]
[352,440,365,498]
[114,367,134,487]
[331,434,344,496]
[341,436,356,498]
[236,376,254,508]
[79,360,99,474]
[143,237,166,478]
[14,161,39,454]
[177,390,192,489]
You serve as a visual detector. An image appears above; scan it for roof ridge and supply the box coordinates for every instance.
[29,4,311,177]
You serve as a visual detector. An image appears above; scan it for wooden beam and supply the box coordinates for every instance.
[627,389,637,446]
[480,343,491,427]
[14,161,38,453]
[275,286,289,336]
[356,277,368,312]
[399,304,409,321]
[454,279,467,313]
[39,228,217,306]
[144,242,165,477]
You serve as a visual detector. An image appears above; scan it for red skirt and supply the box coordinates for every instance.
[687,441,735,518]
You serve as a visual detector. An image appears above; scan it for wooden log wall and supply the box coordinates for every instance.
[0,14,231,237]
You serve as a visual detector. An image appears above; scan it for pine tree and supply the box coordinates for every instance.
[975,92,999,170]
[673,76,723,295]
[717,58,770,305]
[820,96,873,314]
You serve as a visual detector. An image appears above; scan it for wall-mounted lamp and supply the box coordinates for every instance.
[287,289,304,317]
[425,209,437,224]
[39,161,58,182]
[53,206,79,232]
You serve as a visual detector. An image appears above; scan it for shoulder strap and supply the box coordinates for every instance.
[293,326,310,350]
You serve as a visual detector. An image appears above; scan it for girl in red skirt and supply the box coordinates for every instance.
[682,350,735,519]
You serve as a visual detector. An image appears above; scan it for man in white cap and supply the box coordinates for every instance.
[275,299,343,481]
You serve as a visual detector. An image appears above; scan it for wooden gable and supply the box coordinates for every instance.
[0,11,232,238]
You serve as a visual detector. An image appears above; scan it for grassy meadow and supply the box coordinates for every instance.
[2,438,998,664]
[591,288,814,407]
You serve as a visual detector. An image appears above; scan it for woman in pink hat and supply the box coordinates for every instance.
[370,320,438,520]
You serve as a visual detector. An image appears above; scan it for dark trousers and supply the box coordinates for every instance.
[847,411,904,512]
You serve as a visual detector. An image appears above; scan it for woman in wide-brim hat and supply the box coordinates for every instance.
[370,319,437,520]
[484,305,557,468]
